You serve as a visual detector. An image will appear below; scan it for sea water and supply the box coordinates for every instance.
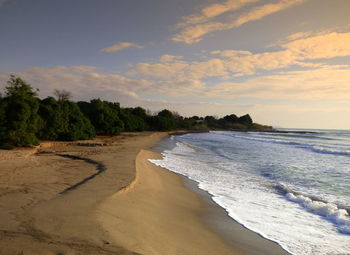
[150,130,350,255]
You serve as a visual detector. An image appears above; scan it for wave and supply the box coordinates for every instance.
[226,133,350,157]
[311,146,350,156]
[251,132,337,141]
[276,184,350,234]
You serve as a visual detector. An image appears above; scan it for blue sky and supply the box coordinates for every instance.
[1,0,350,128]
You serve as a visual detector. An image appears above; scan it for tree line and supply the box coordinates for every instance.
[0,76,272,149]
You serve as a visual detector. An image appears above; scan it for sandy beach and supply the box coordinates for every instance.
[0,132,288,255]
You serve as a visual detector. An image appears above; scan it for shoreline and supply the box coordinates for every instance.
[180,172,291,255]
[97,140,289,254]
[0,131,289,254]
[97,149,241,255]
[151,133,290,254]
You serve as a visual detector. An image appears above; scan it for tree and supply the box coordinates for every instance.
[223,114,238,123]
[37,97,63,140]
[54,89,71,102]
[120,107,147,132]
[0,75,41,148]
[58,101,95,140]
[38,94,95,141]
[149,109,176,131]
[238,114,253,125]
[78,99,124,135]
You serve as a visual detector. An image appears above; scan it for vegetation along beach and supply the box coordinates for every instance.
[1,0,350,254]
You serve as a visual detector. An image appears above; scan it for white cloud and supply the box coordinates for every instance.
[172,0,307,44]
[101,42,143,53]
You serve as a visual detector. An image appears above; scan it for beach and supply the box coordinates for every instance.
[0,132,288,255]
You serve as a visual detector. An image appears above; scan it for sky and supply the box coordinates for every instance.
[0,0,350,129]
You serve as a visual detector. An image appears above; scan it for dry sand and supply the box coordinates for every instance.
[0,132,166,255]
[0,131,289,255]
[97,149,239,255]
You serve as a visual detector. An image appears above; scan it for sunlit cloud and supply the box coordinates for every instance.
[206,65,350,100]
[286,31,312,41]
[0,66,149,105]
[172,0,307,44]
[159,54,184,63]
[101,42,143,53]
[126,29,350,102]
[128,57,228,81]
[233,0,305,27]
[178,0,259,27]
[282,32,350,59]
[148,31,350,78]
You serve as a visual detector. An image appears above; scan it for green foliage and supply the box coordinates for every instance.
[38,97,63,140]
[0,75,41,147]
[78,99,123,135]
[38,96,95,141]
[120,108,147,131]
[238,114,253,125]
[147,109,176,131]
[204,113,256,131]
[223,114,239,123]
[59,101,95,140]
[0,143,15,150]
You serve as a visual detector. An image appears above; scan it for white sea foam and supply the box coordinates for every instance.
[286,193,350,234]
[150,131,350,255]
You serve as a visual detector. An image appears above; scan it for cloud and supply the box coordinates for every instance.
[172,0,306,44]
[159,54,184,63]
[211,31,350,75]
[126,29,350,102]
[205,65,350,100]
[128,57,228,81]
[286,31,312,41]
[0,66,150,105]
[178,0,260,27]
[101,42,143,53]
[282,32,350,59]
[129,31,350,80]
[233,0,305,27]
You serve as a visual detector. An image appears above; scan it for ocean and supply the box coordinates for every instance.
[150,130,350,255]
